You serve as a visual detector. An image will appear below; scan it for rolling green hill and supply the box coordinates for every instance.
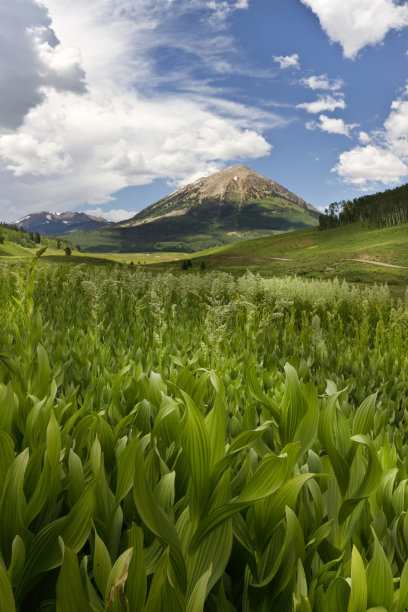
[62,165,318,253]
[163,221,408,289]
[0,224,72,258]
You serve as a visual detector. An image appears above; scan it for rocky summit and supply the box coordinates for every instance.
[61,165,319,253]
[120,165,318,228]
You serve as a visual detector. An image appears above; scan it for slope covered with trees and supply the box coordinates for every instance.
[0,223,72,255]
[319,183,408,230]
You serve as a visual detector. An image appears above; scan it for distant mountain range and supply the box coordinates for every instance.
[60,165,319,253]
[15,211,111,234]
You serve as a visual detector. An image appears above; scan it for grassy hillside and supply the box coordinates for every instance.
[0,242,34,258]
[0,223,72,257]
[61,196,318,253]
[159,221,408,289]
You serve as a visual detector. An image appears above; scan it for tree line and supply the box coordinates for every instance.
[319,182,408,230]
[0,222,76,252]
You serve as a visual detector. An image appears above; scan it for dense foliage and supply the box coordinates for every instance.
[319,182,408,230]
[0,223,71,251]
[1,260,408,610]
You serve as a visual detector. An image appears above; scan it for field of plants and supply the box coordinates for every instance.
[1,256,408,610]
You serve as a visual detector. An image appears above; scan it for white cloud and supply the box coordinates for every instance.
[84,207,135,222]
[207,0,249,23]
[300,0,408,59]
[297,95,346,114]
[273,54,300,70]
[0,1,85,129]
[334,86,408,186]
[358,131,371,144]
[306,114,358,136]
[301,74,343,91]
[333,145,408,185]
[0,0,277,221]
[0,88,271,217]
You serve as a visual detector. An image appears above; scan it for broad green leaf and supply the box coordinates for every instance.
[0,558,15,612]
[397,558,408,612]
[68,449,85,505]
[366,531,393,611]
[115,435,139,504]
[105,548,133,609]
[126,524,147,612]
[93,531,112,598]
[350,435,382,499]
[186,565,212,612]
[205,395,227,470]
[237,453,288,503]
[189,453,287,551]
[0,383,18,433]
[56,542,92,612]
[280,363,308,445]
[340,436,382,524]
[347,546,367,612]
[133,443,186,593]
[153,472,176,513]
[143,550,184,612]
[352,393,377,436]
[16,483,95,602]
[294,381,319,458]
[8,535,25,587]
[0,431,14,493]
[246,364,280,422]
[318,394,350,496]
[324,577,350,612]
[0,449,29,565]
[181,391,211,527]
[256,473,324,544]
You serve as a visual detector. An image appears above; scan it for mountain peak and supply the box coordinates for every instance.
[14,211,111,235]
[155,164,318,214]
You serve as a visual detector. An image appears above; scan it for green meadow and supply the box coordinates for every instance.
[0,256,408,609]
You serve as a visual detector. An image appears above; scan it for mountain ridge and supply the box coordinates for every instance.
[120,165,318,228]
[15,211,111,235]
[55,164,319,253]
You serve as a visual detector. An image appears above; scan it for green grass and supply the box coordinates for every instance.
[1,263,408,609]
[0,245,189,266]
[159,221,408,288]
[0,241,36,258]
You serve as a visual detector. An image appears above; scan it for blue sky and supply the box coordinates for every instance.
[1,0,408,222]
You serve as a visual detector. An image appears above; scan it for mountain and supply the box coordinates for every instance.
[63,165,319,253]
[121,164,318,226]
[15,211,111,235]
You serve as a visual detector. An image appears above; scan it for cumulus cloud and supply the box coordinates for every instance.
[334,89,408,186]
[358,131,371,144]
[273,54,300,70]
[0,0,278,221]
[333,145,408,185]
[0,88,271,218]
[301,74,343,91]
[306,114,358,136]
[0,0,85,129]
[84,207,136,222]
[300,0,408,59]
[297,95,346,114]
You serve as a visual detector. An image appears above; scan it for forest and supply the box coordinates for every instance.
[319,182,408,230]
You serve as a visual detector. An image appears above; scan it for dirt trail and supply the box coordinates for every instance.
[350,258,408,269]
[228,256,294,261]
